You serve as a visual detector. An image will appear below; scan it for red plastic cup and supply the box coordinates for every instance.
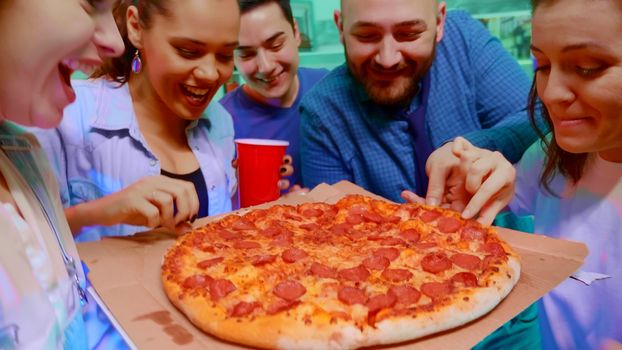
[235,138,289,208]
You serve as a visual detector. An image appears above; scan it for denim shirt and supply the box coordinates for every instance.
[31,79,237,242]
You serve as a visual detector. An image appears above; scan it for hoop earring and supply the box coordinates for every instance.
[131,50,142,74]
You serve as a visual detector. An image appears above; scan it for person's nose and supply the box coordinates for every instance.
[539,67,575,107]
[193,55,219,83]
[374,36,402,69]
[256,49,276,75]
[93,12,125,59]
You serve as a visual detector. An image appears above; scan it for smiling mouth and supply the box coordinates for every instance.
[181,84,211,106]
[256,72,284,85]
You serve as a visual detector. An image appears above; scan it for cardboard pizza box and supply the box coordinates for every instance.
[77,181,588,350]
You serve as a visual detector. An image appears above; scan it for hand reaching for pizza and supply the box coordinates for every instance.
[403,137,516,225]
[65,175,199,235]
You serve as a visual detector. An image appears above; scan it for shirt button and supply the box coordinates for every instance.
[194,145,200,151]
[210,185,216,191]
[149,159,156,166]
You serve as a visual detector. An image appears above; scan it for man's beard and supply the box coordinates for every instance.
[345,46,435,107]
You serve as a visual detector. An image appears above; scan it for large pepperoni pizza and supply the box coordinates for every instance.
[161,195,520,349]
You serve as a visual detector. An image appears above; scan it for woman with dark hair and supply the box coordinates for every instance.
[0,0,123,348]
[404,0,622,348]
[33,0,243,242]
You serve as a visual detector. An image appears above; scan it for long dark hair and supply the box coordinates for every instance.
[91,0,171,84]
[528,0,589,195]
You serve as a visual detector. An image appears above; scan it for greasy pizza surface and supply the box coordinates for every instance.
[161,195,520,349]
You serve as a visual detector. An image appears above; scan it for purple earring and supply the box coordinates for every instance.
[131,50,142,73]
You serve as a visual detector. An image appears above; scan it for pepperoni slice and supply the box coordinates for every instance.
[283,212,303,221]
[421,253,452,274]
[273,280,307,301]
[310,263,338,279]
[419,210,441,223]
[451,272,479,287]
[362,255,391,270]
[366,293,397,314]
[267,299,299,315]
[338,266,371,282]
[209,279,236,300]
[251,254,277,266]
[182,274,212,289]
[461,226,487,241]
[217,229,240,240]
[388,285,421,305]
[302,208,323,217]
[337,286,368,305]
[346,213,364,225]
[384,215,401,224]
[198,245,216,253]
[260,225,283,238]
[231,218,255,231]
[232,240,261,249]
[331,223,352,235]
[282,248,308,263]
[362,211,384,223]
[379,237,407,246]
[420,281,452,299]
[451,253,481,271]
[437,217,462,233]
[373,247,400,261]
[481,242,506,257]
[270,231,294,247]
[196,257,224,269]
[344,229,365,241]
[399,229,421,243]
[229,301,262,317]
[381,268,413,282]
[415,242,437,250]
[299,223,320,231]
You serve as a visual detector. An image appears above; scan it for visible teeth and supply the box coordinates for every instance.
[184,85,209,96]
[61,59,98,75]
[256,72,282,84]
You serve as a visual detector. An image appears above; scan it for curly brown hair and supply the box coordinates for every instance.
[91,0,171,84]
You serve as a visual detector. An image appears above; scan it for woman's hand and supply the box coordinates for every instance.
[402,137,516,225]
[66,175,199,235]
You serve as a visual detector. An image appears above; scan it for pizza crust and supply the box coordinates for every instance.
[163,255,520,349]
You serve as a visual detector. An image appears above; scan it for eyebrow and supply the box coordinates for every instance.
[172,37,239,48]
[236,32,286,51]
[351,19,428,31]
[531,41,611,53]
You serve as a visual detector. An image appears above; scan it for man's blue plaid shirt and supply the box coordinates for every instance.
[300,10,540,202]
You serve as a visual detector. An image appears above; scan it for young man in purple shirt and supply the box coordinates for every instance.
[219,0,328,189]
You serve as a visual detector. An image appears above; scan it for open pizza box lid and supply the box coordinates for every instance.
[77,181,588,349]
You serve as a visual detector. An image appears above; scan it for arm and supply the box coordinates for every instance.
[300,103,353,189]
[65,175,200,235]
[458,14,545,163]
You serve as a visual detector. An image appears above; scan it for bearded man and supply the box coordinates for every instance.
[300,0,540,204]
[299,1,542,348]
